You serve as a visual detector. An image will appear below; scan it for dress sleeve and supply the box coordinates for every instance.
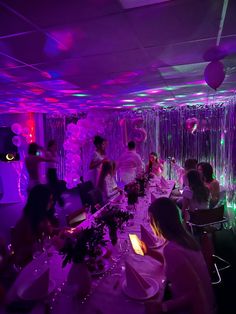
[162,244,201,313]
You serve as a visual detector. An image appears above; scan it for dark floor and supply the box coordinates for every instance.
[213,229,236,314]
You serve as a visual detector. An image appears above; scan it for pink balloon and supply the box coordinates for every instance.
[134,128,147,143]
[204,61,225,90]
[186,118,199,134]
[12,136,22,147]
[11,123,22,135]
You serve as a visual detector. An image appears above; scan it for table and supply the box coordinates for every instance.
[6,179,175,314]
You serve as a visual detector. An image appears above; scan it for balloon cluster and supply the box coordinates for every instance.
[64,117,105,188]
[11,123,33,147]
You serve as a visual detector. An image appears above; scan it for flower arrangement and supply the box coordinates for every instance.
[124,182,139,205]
[60,225,107,267]
[95,206,133,245]
[136,173,149,196]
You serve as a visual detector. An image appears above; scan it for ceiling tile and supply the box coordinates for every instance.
[126,0,221,47]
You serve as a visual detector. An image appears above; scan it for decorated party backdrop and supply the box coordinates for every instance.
[44,97,236,227]
[158,96,236,228]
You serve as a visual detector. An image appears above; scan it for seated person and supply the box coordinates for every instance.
[182,170,210,221]
[146,152,164,177]
[145,197,215,314]
[197,162,220,208]
[97,161,119,203]
[172,158,198,188]
[11,185,53,267]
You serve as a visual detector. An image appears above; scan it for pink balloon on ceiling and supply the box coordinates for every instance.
[204,61,225,90]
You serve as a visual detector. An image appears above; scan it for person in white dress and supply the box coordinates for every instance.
[97,160,119,203]
[182,170,210,221]
[116,141,144,185]
[89,135,107,187]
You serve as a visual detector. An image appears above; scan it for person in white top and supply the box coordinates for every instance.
[171,158,198,188]
[89,135,107,187]
[97,160,119,203]
[25,143,52,193]
[182,170,210,221]
[117,141,144,184]
[145,197,215,314]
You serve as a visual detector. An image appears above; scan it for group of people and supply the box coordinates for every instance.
[89,135,164,202]
[171,158,220,221]
[0,136,220,313]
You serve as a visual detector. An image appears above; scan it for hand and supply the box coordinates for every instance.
[145,300,163,314]
[140,240,148,254]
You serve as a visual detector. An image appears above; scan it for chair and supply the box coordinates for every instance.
[77,181,94,205]
[187,205,230,285]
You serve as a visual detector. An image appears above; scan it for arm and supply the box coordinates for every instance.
[89,153,105,170]
[210,181,220,202]
[161,246,201,313]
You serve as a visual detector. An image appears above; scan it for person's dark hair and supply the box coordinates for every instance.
[28,143,39,155]
[198,162,214,183]
[128,141,136,150]
[148,152,158,173]
[97,161,113,191]
[148,197,199,251]
[187,170,210,203]
[93,135,105,147]
[47,140,56,150]
[24,185,51,231]
[184,159,198,171]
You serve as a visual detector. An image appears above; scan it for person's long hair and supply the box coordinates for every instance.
[23,185,51,232]
[198,162,214,183]
[97,161,112,191]
[187,170,209,203]
[148,197,200,251]
[148,152,158,173]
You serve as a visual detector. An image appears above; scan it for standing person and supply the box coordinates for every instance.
[25,143,51,193]
[11,185,53,267]
[45,140,64,210]
[117,141,144,185]
[197,162,220,208]
[146,152,164,177]
[145,197,215,314]
[46,140,58,186]
[89,135,107,187]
